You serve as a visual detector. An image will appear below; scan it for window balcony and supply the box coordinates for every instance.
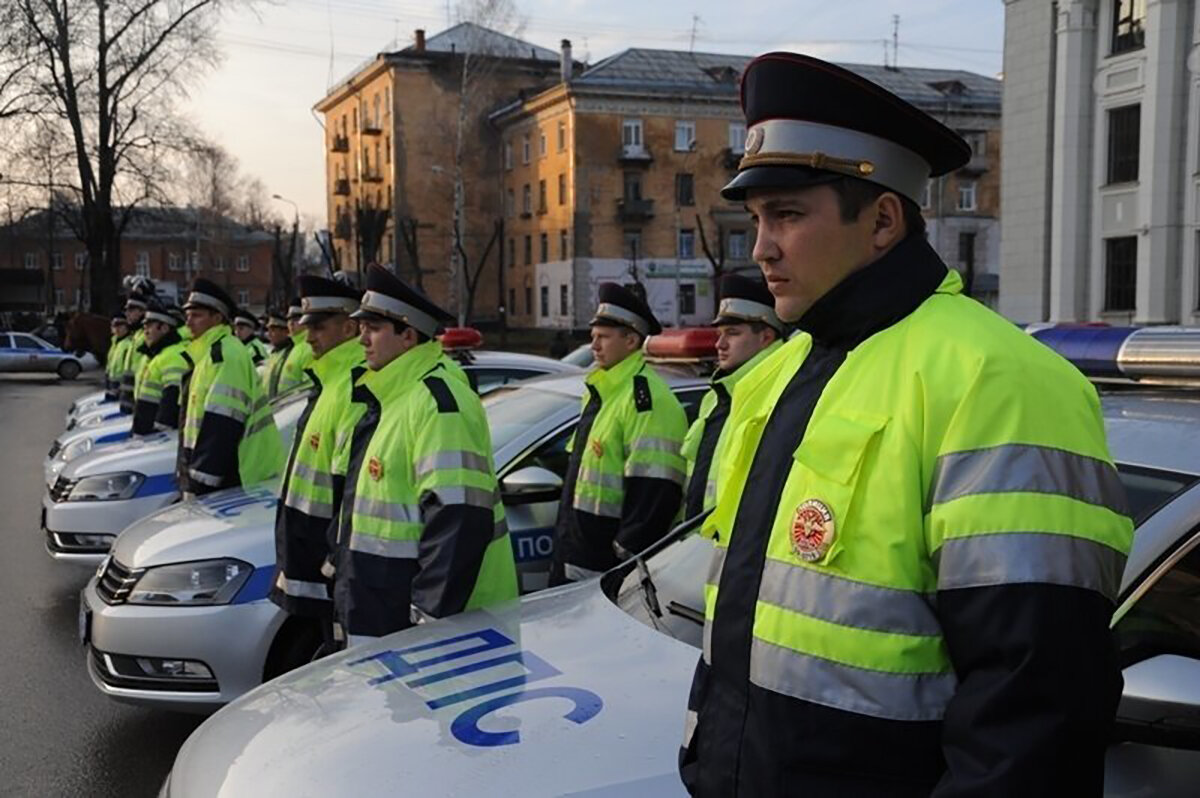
[361,120,383,135]
[616,197,654,223]
[334,216,352,240]
[617,145,652,165]
[362,171,384,183]
[333,179,350,196]
[330,135,349,153]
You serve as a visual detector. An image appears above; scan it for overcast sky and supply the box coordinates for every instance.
[186,0,1005,223]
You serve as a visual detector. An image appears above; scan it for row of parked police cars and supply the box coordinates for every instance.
[36,324,1200,796]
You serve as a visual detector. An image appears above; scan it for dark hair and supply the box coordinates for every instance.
[828,177,926,237]
[746,320,780,341]
[390,319,430,343]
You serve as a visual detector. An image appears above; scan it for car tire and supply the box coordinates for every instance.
[262,616,323,682]
[57,360,82,381]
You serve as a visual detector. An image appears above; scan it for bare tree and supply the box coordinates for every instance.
[0,2,37,122]
[695,215,729,301]
[9,0,238,313]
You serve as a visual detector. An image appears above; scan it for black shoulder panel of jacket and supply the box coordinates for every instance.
[210,339,223,363]
[633,374,652,412]
[181,350,194,369]
[423,376,458,414]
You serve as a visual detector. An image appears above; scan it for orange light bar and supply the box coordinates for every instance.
[644,327,719,360]
[439,327,484,350]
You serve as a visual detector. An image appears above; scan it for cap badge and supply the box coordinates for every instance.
[309,432,320,451]
[368,456,384,481]
[590,439,604,458]
[790,498,835,562]
[744,126,764,156]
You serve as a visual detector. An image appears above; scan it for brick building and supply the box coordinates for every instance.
[0,207,274,313]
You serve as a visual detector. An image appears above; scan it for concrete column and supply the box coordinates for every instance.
[1137,0,1191,324]
[1183,10,1200,321]
[1049,0,1098,321]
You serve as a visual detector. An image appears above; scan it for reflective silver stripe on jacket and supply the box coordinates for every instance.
[430,485,495,509]
[493,515,510,540]
[210,383,251,407]
[348,531,420,559]
[577,466,622,491]
[275,572,329,601]
[749,637,957,722]
[204,402,248,424]
[682,709,699,749]
[245,413,275,437]
[414,450,490,480]
[757,558,942,637]
[291,461,335,489]
[284,490,334,519]
[934,531,1126,602]
[624,462,686,485]
[928,443,1128,516]
[706,545,727,587]
[572,493,622,518]
[630,436,680,454]
[188,468,223,487]
[353,496,420,523]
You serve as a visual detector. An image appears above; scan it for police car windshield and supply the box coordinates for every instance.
[484,386,580,452]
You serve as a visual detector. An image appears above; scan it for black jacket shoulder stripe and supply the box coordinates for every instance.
[423,376,458,413]
[211,340,223,363]
[633,374,653,412]
[181,351,194,368]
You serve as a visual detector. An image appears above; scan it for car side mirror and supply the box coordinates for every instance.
[1114,654,1200,750]
[500,466,563,504]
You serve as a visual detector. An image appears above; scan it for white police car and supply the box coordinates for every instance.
[80,365,710,713]
[45,413,137,487]
[157,328,1200,797]
[0,330,97,379]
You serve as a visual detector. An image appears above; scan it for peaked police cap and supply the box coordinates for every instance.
[182,278,235,319]
[590,282,661,337]
[722,53,971,204]
[351,264,453,338]
[298,274,361,325]
[712,273,782,332]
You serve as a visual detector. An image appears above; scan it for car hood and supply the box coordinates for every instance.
[169,581,695,797]
[112,483,280,569]
[62,431,175,479]
[55,415,132,450]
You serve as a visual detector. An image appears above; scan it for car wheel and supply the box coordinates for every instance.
[57,360,82,380]
[262,616,323,682]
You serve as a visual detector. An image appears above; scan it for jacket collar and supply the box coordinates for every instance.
[190,323,230,358]
[712,339,782,391]
[143,328,182,357]
[362,340,444,402]
[290,329,308,345]
[796,233,951,350]
[312,336,365,383]
[586,350,646,400]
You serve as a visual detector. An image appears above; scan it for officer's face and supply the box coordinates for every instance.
[359,318,418,369]
[266,324,288,346]
[287,317,302,335]
[185,307,222,338]
[746,185,881,323]
[234,322,255,342]
[125,306,145,325]
[716,322,775,372]
[308,313,357,358]
[112,323,128,338]
[144,319,169,346]
[590,324,640,369]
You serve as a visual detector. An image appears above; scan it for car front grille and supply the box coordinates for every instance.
[47,441,61,459]
[49,475,76,502]
[96,558,142,605]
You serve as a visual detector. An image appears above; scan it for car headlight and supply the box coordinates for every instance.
[79,413,109,428]
[67,472,143,501]
[61,437,94,461]
[127,559,253,605]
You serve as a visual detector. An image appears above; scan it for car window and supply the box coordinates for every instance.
[484,387,579,453]
[0,334,10,348]
[11,334,44,350]
[1114,530,1200,667]
[1117,465,1200,525]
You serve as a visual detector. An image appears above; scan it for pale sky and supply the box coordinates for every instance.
[185,0,1005,224]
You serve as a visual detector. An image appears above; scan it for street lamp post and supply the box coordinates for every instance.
[272,194,300,305]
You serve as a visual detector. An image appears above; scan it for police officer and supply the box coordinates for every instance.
[680,274,782,519]
[262,309,293,398]
[269,275,366,655]
[679,54,1133,797]
[330,265,516,647]
[104,314,131,401]
[131,300,190,435]
[550,283,688,585]
[233,309,269,366]
[278,298,314,395]
[117,286,151,414]
[180,278,284,497]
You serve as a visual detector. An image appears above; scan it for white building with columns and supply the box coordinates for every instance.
[1000,0,1200,324]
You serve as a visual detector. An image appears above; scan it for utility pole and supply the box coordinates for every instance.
[892,15,900,70]
[689,14,700,53]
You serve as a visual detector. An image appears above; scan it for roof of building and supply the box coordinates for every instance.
[402,22,559,62]
[0,206,274,244]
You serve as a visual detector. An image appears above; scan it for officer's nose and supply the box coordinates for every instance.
[752,227,780,264]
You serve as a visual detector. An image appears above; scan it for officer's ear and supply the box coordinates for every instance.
[869,191,906,252]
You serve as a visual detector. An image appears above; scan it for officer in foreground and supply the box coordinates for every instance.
[270,275,366,655]
[233,309,269,366]
[330,265,516,647]
[179,278,283,497]
[679,53,1133,797]
[680,274,782,519]
[262,309,293,398]
[116,284,152,414]
[104,314,131,400]
[131,300,190,435]
[279,298,314,395]
[550,283,687,585]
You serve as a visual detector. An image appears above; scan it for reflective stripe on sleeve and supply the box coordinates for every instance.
[291,461,335,489]
[414,450,490,480]
[577,466,622,490]
[348,531,419,559]
[210,383,252,407]
[204,403,248,424]
[928,443,1128,516]
[624,461,686,484]
[285,490,334,519]
[706,545,727,587]
[630,436,680,454]
[188,468,223,487]
[572,493,622,518]
[431,485,495,509]
[934,531,1126,601]
[353,496,420,523]
[245,413,275,438]
[275,573,329,601]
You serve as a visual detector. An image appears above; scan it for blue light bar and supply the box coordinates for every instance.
[1029,326,1136,379]
[1027,325,1200,383]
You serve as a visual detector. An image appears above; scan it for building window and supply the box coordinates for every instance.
[54,288,64,306]
[727,230,748,260]
[1107,104,1141,184]
[75,252,88,270]
[236,255,249,272]
[728,122,746,154]
[559,229,569,260]
[23,252,36,269]
[237,289,250,306]
[523,235,532,265]
[215,255,226,272]
[623,171,642,201]
[920,180,932,210]
[522,134,531,164]
[540,285,549,317]
[504,141,513,170]
[679,228,696,259]
[539,232,548,263]
[679,283,696,315]
[522,184,532,215]
[621,118,643,152]
[624,230,642,260]
[558,173,566,206]
[539,128,547,157]
[538,179,547,213]
[675,120,696,151]
[675,173,695,206]
[956,181,977,212]
[1104,236,1137,312]
[168,253,181,271]
[505,188,515,218]
[559,284,568,315]
[1195,231,1200,311]
[525,286,533,315]
[73,288,82,307]
[958,231,977,268]
[135,252,150,277]
[50,252,62,270]
[1111,0,1146,54]
[557,120,566,152]
[507,238,515,268]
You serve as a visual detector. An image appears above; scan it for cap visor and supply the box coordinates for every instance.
[349,308,389,322]
[299,311,341,326]
[720,165,842,201]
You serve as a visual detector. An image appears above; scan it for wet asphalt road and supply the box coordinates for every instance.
[0,373,202,797]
